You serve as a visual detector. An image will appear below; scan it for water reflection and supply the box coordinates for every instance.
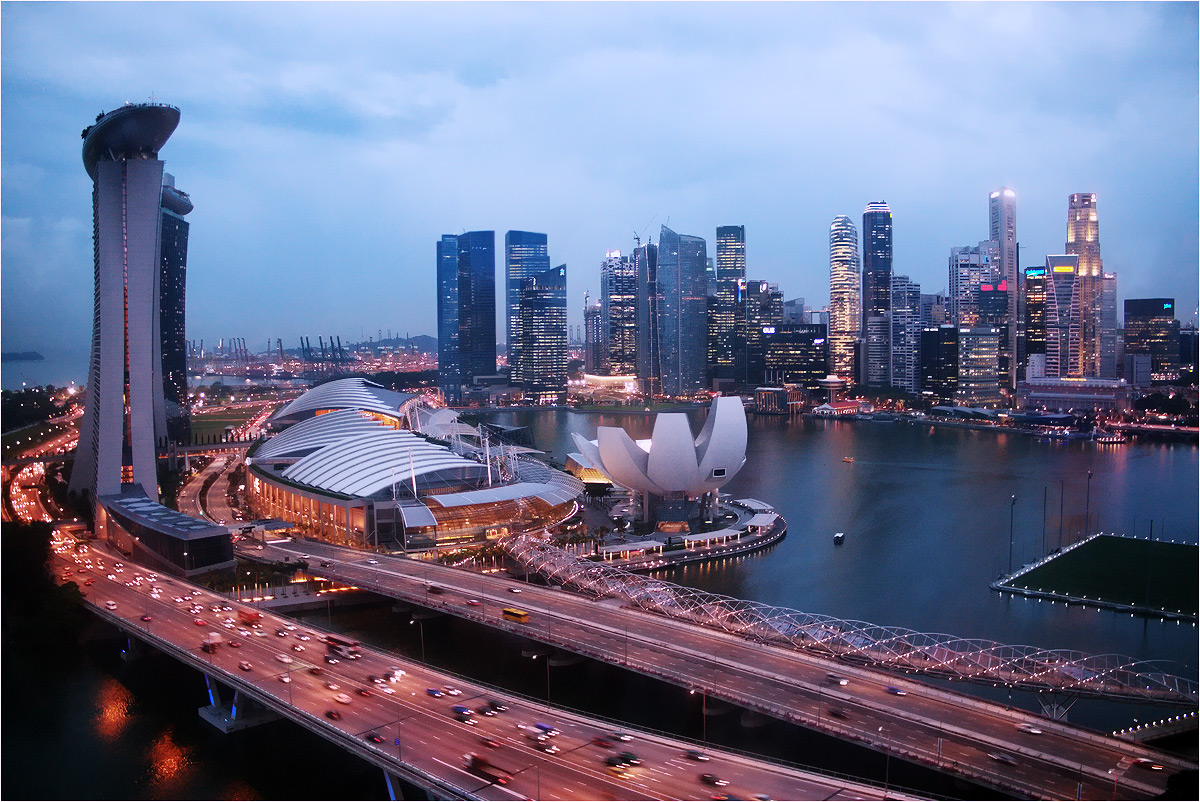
[145,729,192,794]
[94,677,133,742]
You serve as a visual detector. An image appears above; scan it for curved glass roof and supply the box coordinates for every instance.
[272,377,416,423]
[255,409,390,460]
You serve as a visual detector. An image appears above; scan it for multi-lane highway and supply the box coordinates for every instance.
[50,537,900,801]
[248,537,1191,800]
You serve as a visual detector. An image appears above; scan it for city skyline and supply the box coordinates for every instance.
[2,2,1197,364]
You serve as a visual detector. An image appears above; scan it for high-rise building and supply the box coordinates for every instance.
[956,326,1003,406]
[861,202,893,386]
[713,226,747,375]
[656,225,708,396]
[1066,193,1104,377]
[989,188,1018,387]
[158,173,192,445]
[436,234,462,402]
[457,231,497,382]
[1125,298,1181,381]
[783,298,805,325]
[583,293,603,374]
[764,324,829,392]
[742,280,784,386]
[1044,255,1081,379]
[890,274,922,394]
[1100,273,1118,379]
[828,215,861,381]
[518,265,567,403]
[601,251,637,375]
[70,103,182,509]
[949,241,999,327]
[634,242,661,396]
[1023,265,1047,367]
[920,292,949,327]
[505,231,550,383]
[864,314,891,387]
[921,325,958,404]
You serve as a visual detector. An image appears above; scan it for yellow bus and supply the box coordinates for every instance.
[501,608,530,624]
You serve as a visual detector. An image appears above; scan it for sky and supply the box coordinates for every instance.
[2,1,1197,364]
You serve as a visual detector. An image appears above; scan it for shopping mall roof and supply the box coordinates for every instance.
[271,377,417,424]
[426,481,578,509]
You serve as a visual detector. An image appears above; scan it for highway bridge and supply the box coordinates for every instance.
[239,537,1194,800]
[51,537,901,802]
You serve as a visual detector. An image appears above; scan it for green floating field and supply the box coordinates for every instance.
[189,406,262,443]
[1012,535,1198,617]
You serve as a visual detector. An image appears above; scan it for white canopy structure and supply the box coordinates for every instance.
[270,377,419,425]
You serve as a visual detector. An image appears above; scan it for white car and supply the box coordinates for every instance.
[104,600,117,610]
[275,654,293,664]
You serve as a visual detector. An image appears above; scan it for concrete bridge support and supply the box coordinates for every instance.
[120,634,145,662]
[197,674,279,733]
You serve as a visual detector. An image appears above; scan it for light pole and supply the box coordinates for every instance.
[1058,478,1065,550]
[410,618,425,662]
[879,725,891,798]
[689,687,707,741]
[1008,495,1016,575]
[1084,470,1093,539]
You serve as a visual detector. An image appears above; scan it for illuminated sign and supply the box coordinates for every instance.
[814,338,826,345]
[1164,302,1173,310]
[1052,266,1076,273]
[762,326,775,335]
[980,284,993,292]
[1025,267,1046,277]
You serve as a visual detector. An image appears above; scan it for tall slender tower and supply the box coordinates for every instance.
[518,265,567,403]
[158,174,192,445]
[505,231,550,383]
[828,215,860,380]
[714,226,746,375]
[601,251,638,375]
[70,103,181,511]
[436,235,462,402]
[633,241,661,396]
[458,230,497,382]
[1065,193,1103,376]
[989,188,1018,387]
[862,201,893,387]
[656,225,708,396]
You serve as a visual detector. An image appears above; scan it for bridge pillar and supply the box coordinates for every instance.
[120,634,144,662]
[197,677,279,733]
[383,770,404,801]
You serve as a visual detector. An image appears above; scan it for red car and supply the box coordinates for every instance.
[193,618,207,626]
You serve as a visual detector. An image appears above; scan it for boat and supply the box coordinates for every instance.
[1093,430,1127,445]
[834,532,845,544]
[842,457,854,463]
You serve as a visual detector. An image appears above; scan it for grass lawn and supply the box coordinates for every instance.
[189,406,262,443]
[1012,535,1198,616]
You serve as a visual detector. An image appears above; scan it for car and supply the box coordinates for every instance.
[325,710,341,721]
[275,629,288,637]
[193,618,207,626]
[534,741,560,754]
[108,574,118,581]
[1132,758,1165,771]
[685,749,711,761]
[253,630,267,638]
[104,600,117,610]
[508,587,522,593]
[827,707,849,719]
[379,685,395,695]
[238,661,252,671]
[308,667,324,676]
[228,640,242,648]
[486,699,508,712]
[84,578,96,586]
[442,686,462,696]
[480,736,501,749]
[140,614,153,622]
[466,599,481,607]
[609,731,633,742]
[886,686,907,696]
[237,628,251,637]
[333,693,352,705]
[366,732,385,744]
[324,655,339,664]
[452,704,473,715]
[280,674,291,684]
[275,654,293,664]
[987,752,1018,766]
[357,688,372,698]
[700,773,729,787]
[296,633,311,641]
[366,559,379,565]
[455,712,478,725]
[325,681,341,690]
[592,736,615,748]
[617,751,642,766]
[607,765,633,779]
[292,644,305,652]
[1018,723,1043,734]
[826,673,849,686]
[426,688,444,697]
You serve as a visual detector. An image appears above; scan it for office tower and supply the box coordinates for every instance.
[158,173,192,445]
[634,241,661,396]
[657,225,708,396]
[1065,193,1104,376]
[864,314,891,387]
[921,325,958,404]
[956,326,1003,406]
[1125,298,1181,381]
[764,324,829,392]
[803,309,830,327]
[828,215,861,380]
[1100,273,1118,378]
[70,103,181,508]
[861,202,892,386]
[1023,265,1047,367]
[1179,325,1197,381]
[1043,255,1081,379]
[505,231,550,383]
[518,265,567,403]
[783,298,805,325]
[920,292,949,327]
[989,188,1018,386]
[457,231,497,382]
[583,293,603,374]
[600,251,637,375]
[436,235,462,402]
[714,226,747,375]
[742,280,784,386]
[890,274,922,394]
[949,241,1000,327]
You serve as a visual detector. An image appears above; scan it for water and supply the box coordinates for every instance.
[1,349,88,390]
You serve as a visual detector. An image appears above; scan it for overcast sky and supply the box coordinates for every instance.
[3,1,1197,362]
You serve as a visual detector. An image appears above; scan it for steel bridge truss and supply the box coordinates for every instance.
[503,535,1198,705]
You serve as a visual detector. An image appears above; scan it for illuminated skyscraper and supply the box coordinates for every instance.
[601,251,637,375]
[1100,272,1118,378]
[956,326,1003,406]
[457,231,497,382]
[714,226,746,375]
[862,202,893,387]
[518,264,567,403]
[583,292,604,374]
[948,241,999,327]
[158,173,192,445]
[505,231,550,383]
[1065,193,1103,376]
[989,188,1018,386]
[70,103,182,510]
[634,241,661,396]
[1044,255,1081,379]
[890,274,922,394]
[1023,265,1048,366]
[1125,298,1181,381]
[657,225,708,396]
[828,215,860,380]
[742,279,783,386]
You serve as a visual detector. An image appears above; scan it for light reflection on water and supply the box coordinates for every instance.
[94,676,134,742]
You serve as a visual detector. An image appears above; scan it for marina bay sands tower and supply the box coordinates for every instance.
[70,103,183,511]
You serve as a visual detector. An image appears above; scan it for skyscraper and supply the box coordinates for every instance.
[1044,255,1081,379]
[1125,298,1181,381]
[634,241,661,396]
[763,324,829,392]
[989,188,1018,387]
[890,274,922,394]
[828,215,861,381]
[948,241,1000,327]
[1023,265,1047,369]
[861,202,893,386]
[70,103,182,509]
[457,230,497,382]
[1100,272,1119,378]
[742,279,783,386]
[583,293,604,374]
[656,225,708,396]
[1065,193,1103,377]
[505,231,550,383]
[436,235,462,402]
[158,173,192,445]
[518,265,567,403]
[601,250,637,375]
[956,326,1003,406]
[714,226,747,375]
[921,325,958,404]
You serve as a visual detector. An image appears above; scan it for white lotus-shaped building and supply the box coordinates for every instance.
[571,396,747,520]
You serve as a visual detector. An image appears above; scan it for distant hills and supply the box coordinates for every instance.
[1,351,44,362]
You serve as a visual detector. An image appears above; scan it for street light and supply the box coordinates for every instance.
[689,686,708,741]
[409,618,425,663]
[1008,495,1016,575]
[1084,470,1093,539]
[879,725,891,798]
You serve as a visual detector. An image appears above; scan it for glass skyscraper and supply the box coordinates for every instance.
[657,225,709,396]
[158,173,192,445]
[634,242,661,396]
[948,241,1000,327]
[436,230,496,401]
[1125,298,1181,380]
[436,235,462,402]
[518,264,567,403]
[714,225,746,375]
[828,215,860,381]
[505,231,550,383]
[890,274,922,394]
[862,201,893,387]
[989,188,1018,387]
[1066,193,1104,377]
[601,251,638,375]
